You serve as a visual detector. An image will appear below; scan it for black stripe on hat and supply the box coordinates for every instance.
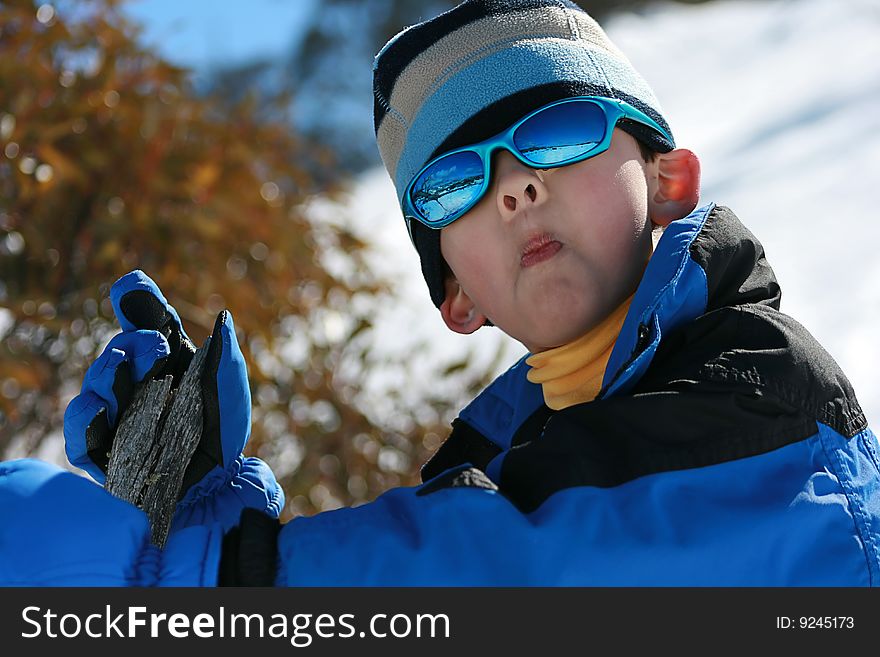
[412,220,446,308]
[373,0,586,132]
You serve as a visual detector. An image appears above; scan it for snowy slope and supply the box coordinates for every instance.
[328,0,880,426]
[614,0,880,425]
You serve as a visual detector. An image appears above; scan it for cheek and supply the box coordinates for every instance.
[597,160,651,251]
[614,159,651,221]
[440,223,496,296]
[570,161,649,245]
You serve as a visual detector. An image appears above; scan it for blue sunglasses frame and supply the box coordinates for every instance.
[402,95,672,233]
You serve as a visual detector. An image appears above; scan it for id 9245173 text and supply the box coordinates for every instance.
[776,616,854,630]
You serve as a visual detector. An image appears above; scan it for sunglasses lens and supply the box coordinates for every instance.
[410,150,484,225]
[513,101,607,166]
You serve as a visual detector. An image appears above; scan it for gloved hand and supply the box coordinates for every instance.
[0,459,223,586]
[63,270,284,532]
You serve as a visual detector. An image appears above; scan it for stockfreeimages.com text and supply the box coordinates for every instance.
[21,605,451,646]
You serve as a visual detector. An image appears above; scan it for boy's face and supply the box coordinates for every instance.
[439,129,657,353]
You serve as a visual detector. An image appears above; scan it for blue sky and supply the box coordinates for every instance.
[121,0,317,68]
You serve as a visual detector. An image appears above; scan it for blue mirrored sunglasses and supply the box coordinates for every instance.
[402,96,672,232]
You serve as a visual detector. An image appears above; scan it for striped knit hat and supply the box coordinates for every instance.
[373,0,674,308]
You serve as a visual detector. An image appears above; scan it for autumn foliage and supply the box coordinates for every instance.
[0,0,504,519]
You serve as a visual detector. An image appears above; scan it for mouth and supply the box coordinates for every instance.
[520,232,563,268]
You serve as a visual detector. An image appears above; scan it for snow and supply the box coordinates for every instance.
[613,0,880,425]
[328,0,880,426]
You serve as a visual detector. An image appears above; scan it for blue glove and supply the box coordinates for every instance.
[0,459,222,586]
[63,270,284,532]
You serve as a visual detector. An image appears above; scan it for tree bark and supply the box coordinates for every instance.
[105,337,210,548]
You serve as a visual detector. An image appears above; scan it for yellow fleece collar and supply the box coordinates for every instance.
[525,294,634,410]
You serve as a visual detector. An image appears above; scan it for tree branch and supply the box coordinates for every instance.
[105,336,210,547]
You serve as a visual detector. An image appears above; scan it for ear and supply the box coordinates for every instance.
[648,148,701,227]
[439,277,488,335]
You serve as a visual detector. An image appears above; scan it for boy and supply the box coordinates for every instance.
[2,0,879,586]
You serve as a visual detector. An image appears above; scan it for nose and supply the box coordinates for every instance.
[493,150,547,220]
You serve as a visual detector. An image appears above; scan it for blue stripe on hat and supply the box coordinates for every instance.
[392,40,667,200]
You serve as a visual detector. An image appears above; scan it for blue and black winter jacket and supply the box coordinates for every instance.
[265,203,880,586]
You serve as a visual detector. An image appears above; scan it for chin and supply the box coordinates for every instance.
[539,300,600,343]
[523,315,596,352]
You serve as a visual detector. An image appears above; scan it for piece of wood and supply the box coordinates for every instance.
[105,337,210,548]
[105,375,173,507]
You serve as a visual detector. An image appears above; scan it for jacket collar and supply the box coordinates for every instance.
[601,202,715,397]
